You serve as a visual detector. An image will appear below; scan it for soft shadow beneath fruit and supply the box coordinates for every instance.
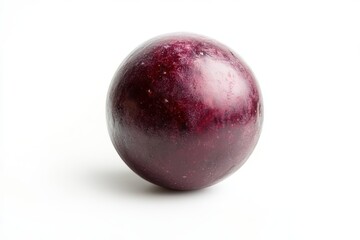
[87,167,210,198]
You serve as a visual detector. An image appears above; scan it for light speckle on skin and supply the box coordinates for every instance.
[141,62,145,65]
[199,51,204,55]
[182,176,187,179]
[164,98,169,103]
[163,71,167,74]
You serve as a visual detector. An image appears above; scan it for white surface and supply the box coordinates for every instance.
[1,0,360,239]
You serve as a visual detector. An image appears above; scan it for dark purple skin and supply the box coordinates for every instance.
[107,33,263,190]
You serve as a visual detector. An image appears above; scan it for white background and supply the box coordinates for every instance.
[1,0,360,239]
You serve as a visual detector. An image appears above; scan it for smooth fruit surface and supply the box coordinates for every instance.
[106,33,263,190]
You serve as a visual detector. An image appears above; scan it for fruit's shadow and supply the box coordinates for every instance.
[88,167,209,198]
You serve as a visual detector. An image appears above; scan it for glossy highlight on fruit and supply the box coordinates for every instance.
[106,33,263,190]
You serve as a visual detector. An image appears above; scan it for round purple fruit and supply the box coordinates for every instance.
[106,33,263,190]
